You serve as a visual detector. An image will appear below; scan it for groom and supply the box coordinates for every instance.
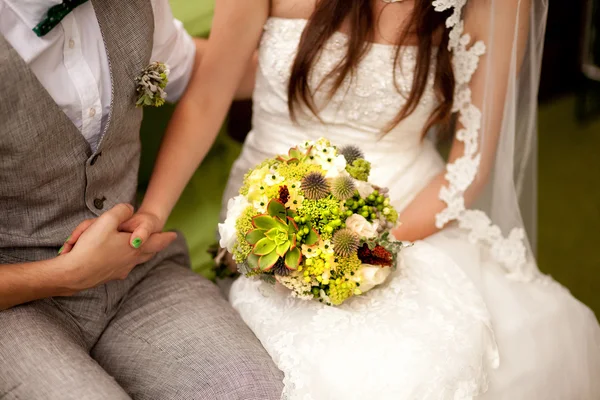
[0,0,282,399]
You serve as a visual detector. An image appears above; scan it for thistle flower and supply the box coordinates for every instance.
[338,145,364,165]
[330,176,356,201]
[301,172,329,200]
[332,228,360,257]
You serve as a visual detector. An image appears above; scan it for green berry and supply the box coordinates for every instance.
[361,211,370,218]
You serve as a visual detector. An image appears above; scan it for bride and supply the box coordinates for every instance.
[128,0,600,398]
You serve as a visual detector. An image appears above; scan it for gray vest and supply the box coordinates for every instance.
[0,1,154,263]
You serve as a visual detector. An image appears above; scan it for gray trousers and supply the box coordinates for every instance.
[0,236,283,399]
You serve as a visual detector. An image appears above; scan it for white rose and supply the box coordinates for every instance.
[345,214,377,239]
[354,180,375,198]
[358,264,392,293]
[218,195,249,252]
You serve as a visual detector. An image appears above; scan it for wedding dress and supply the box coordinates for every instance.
[220,17,600,399]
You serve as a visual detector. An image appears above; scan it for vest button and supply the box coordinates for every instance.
[93,197,106,210]
[90,152,102,166]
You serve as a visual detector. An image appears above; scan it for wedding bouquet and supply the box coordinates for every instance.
[218,138,405,306]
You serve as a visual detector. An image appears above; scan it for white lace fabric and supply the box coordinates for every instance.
[221,9,600,399]
[431,0,536,281]
[223,17,501,399]
[231,241,498,400]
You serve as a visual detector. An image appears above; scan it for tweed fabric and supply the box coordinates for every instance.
[0,1,283,398]
[0,237,284,399]
[0,0,153,262]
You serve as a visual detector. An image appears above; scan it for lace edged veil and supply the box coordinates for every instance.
[433,0,548,281]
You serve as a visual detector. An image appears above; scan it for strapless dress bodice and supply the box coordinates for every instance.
[223,17,445,214]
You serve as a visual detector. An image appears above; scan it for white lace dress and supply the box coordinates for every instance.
[221,18,600,400]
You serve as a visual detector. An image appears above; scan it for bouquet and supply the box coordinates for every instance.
[218,138,405,306]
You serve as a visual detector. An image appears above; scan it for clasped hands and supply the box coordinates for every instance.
[57,204,175,293]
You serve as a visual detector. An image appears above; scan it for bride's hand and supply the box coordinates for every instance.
[60,208,165,253]
[118,211,164,249]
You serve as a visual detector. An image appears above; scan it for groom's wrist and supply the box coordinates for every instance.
[51,255,84,296]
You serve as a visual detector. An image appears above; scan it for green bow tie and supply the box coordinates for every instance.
[33,0,90,37]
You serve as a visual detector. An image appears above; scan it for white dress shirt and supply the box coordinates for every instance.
[0,0,195,151]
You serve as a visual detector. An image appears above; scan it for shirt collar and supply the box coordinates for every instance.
[3,0,63,29]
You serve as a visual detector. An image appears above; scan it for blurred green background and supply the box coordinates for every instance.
[138,1,600,317]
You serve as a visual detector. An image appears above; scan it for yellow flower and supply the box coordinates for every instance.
[252,195,269,213]
[264,172,284,186]
[247,166,270,186]
[301,244,319,259]
[285,188,304,211]
[318,239,334,256]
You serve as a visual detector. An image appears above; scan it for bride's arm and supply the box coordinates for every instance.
[393,0,531,242]
[136,1,268,230]
[194,38,258,100]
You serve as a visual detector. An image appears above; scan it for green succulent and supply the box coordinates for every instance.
[276,146,312,164]
[244,199,304,271]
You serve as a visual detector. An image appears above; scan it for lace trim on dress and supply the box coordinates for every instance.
[231,242,500,400]
[432,0,537,281]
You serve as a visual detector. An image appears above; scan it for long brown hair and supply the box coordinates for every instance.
[287,0,455,135]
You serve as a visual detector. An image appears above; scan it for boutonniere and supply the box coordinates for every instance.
[135,62,170,108]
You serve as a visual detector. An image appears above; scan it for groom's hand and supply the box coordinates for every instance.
[59,204,176,292]
[61,209,166,254]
